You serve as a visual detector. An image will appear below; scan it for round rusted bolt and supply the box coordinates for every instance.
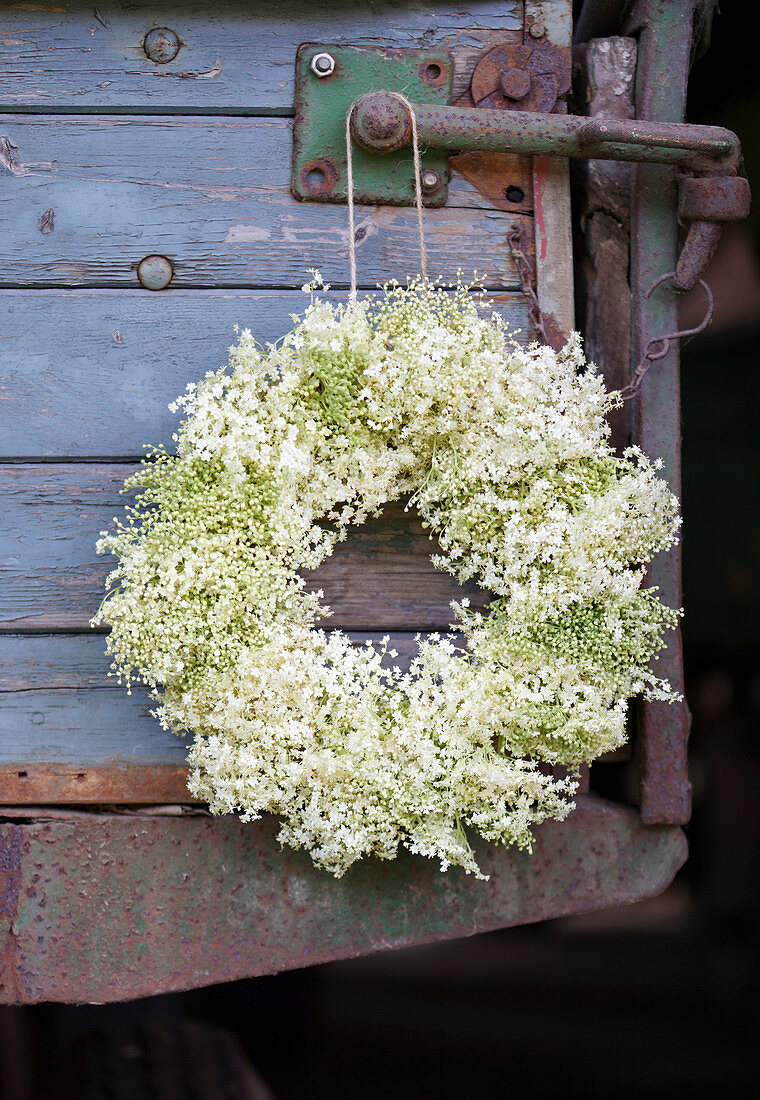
[137,255,173,290]
[310,52,336,78]
[529,19,546,39]
[421,168,441,193]
[501,68,532,100]
[143,27,181,64]
[350,92,411,153]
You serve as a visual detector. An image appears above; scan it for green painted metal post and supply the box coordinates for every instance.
[627,0,695,823]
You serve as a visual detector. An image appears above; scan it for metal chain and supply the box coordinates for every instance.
[507,221,550,345]
[509,228,714,401]
[620,272,714,400]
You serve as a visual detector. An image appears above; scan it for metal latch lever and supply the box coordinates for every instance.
[349,92,751,291]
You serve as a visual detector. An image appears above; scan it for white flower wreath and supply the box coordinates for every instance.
[94,278,680,878]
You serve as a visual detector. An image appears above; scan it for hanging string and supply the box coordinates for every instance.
[345,108,358,299]
[345,93,428,296]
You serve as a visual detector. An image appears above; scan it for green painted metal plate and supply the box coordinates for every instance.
[292,44,452,206]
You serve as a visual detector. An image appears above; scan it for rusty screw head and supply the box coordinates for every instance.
[137,255,173,290]
[143,27,180,64]
[350,92,411,153]
[529,19,546,39]
[310,52,336,78]
[421,169,441,193]
[501,68,532,100]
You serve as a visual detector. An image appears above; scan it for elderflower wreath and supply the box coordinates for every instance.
[93,277,681,879]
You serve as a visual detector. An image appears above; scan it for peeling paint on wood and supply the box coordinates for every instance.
[0,1,523,111]
[0,135,27,175]
[0,116,527,288]
[36,207,54,233]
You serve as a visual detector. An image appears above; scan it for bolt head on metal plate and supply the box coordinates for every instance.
[293,44,452,207]
[310,52,336,78]
[421,169,441,193]
[501,68,532,100]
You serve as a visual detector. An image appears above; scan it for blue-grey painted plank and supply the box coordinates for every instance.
[0,115,526,287]
[0,290,531,455]
[0,632,442,765]
[0,1,522,111]
[0,465,487,631]
[0,687,183,765]
[0,630,179,765]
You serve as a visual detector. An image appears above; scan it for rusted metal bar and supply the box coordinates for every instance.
[348,86,748,292]
[349,92,740,173]
[0,798,686,1004]
[0,763,195,805]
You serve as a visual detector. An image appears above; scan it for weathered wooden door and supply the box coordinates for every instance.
[0,1,686,1003]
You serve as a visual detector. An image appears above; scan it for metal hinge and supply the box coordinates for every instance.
[292,42,750,291]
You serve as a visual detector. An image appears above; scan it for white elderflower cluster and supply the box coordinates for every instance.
[93,278,681,878]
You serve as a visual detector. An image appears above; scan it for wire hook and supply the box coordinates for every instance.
[620,272,714,400]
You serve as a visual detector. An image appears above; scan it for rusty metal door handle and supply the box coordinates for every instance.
[349,91,750,291]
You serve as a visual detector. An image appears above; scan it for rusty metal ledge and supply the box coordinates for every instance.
[0,796,686,1004]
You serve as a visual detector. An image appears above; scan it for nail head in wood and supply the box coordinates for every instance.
[143,27,181,65]
[137,255,174,290]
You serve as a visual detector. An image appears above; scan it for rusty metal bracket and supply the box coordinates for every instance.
[465,40,571,114]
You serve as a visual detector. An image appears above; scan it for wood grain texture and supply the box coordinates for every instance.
[0,115,530,288]
[0,1,522,111]
[0,290,531,456]
[0,465,488,631]
[573,37,636,452]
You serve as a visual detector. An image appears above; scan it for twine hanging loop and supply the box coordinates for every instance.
[345,93,428,296]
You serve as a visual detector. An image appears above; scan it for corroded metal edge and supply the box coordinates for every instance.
[0,797,687,1004]
[0,764,196,805]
